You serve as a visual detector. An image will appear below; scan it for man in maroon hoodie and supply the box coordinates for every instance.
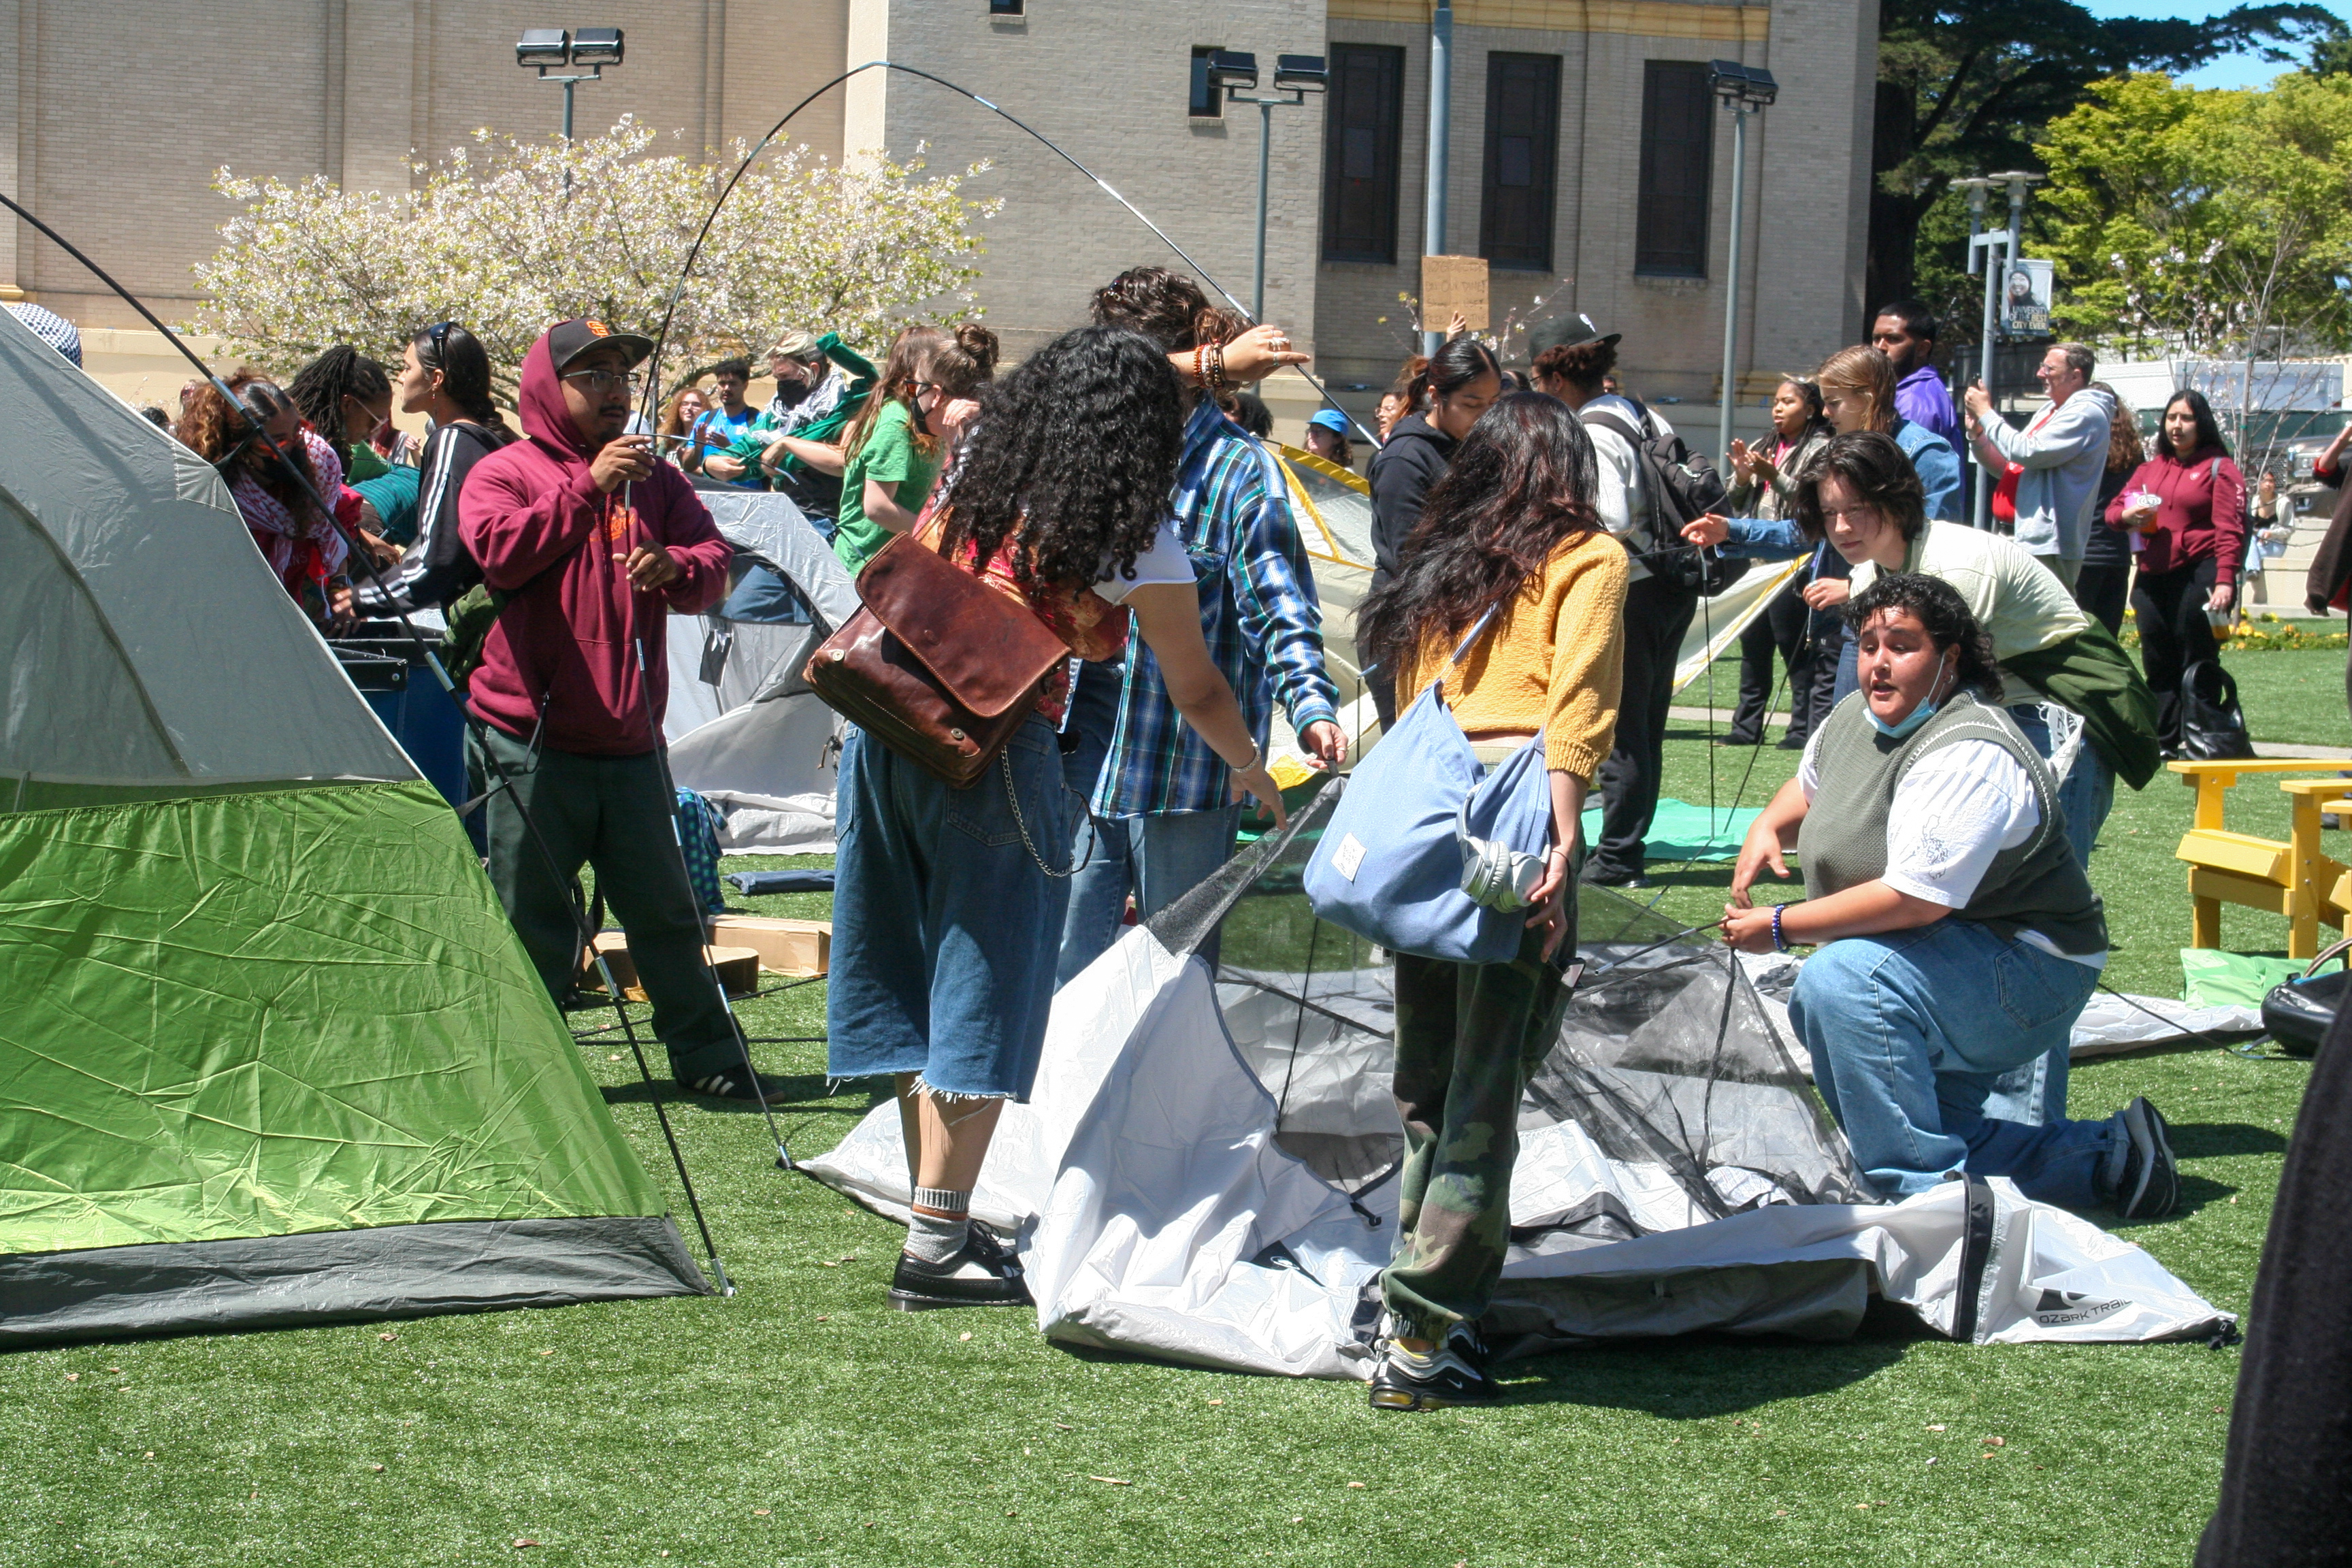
[460,318,774,1100]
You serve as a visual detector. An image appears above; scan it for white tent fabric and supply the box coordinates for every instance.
[660,492,851,853]
[0,308,414,787]
[805,799,2231,1377]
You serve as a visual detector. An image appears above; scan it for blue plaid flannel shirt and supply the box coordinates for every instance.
[1093,400,1339,818]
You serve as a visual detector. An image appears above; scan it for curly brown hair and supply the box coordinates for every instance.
[178,366,328,526]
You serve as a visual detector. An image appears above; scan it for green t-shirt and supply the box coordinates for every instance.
[832,399,941,576]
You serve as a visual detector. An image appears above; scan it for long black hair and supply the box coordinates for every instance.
[1791,430,1928,544]
[938,326,1183,597]
[288,344,391,459]
[2162,388,2229,460]
[1844,572,2000,699]
[411,320,508,432]
[1358,392,1603,676]
[1410,336,1501,414]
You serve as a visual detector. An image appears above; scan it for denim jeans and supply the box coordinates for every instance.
[1788,919,2119,1210]
[1054,804,1243,990]
[827,721,1075,1100]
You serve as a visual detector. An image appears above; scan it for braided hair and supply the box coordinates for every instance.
[288,344,391,459]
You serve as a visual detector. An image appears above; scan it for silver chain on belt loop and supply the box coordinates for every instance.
[1001,745,1093,879]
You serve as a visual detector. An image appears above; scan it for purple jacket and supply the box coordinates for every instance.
[1895,364,1964,463]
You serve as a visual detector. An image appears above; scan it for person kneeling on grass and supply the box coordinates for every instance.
[1719,572,2178,1219]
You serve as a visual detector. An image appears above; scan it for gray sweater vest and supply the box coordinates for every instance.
[1797,692,2108,956]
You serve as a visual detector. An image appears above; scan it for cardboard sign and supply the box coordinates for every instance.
[1420,255,1490,333]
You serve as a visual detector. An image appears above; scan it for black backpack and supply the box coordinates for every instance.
[1579,404,1742,595]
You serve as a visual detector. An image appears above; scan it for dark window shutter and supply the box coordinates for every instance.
[1636,61,1713,277]
[1321,44,1404,265]
[1478,53,1559,272]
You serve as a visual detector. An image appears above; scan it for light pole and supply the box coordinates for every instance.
[1957,169,2042,529]
[1707,59,1778,467]
[518,27,625,194]
[1422,1,1453,357]
[1206,52,1328,324]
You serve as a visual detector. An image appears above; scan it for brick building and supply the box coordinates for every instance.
[5,0,1877,425]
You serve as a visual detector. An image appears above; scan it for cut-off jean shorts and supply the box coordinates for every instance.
[826,719,1077,1100]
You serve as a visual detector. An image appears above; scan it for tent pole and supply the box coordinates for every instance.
[633,634,797,1173]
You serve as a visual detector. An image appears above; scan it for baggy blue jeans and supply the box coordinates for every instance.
[826,721,1076,1100]
[1054,805,1243,990]
[1789,919,2119,1211]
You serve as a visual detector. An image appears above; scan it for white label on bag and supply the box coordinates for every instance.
[1331,833,1367,881]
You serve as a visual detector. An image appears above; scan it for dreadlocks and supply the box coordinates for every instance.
[288,344,392,459]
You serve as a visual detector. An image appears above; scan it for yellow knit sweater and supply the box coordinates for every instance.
[1394,529,1629,781]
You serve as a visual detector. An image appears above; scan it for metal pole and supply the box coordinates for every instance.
[1254,99,1273,323]
[1716,103,1748,467]
[1972,189,1999,532]
[1422,1,1453,357]
[562,76,576,142]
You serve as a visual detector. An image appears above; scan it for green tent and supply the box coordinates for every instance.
[0,308,706,1345]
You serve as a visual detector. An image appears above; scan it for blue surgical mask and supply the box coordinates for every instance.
[1867,657,1957,740]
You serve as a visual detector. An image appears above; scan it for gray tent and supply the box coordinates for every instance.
[806,789,2230,1375]
[662,492,858,853]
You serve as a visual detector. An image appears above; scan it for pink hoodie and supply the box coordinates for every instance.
[459,330,732,755]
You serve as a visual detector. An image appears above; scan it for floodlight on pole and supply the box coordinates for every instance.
[517,26,625,147]
[1222,49,1326,323]
[1707,59,1778,466]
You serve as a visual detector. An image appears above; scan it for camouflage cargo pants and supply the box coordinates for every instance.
[1380,919,1573,1337]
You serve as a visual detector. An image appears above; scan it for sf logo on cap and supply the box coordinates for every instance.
[585,320,612,337]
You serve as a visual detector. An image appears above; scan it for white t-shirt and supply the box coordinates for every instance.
[1799,729,2106,968]
[1093,520,1196,605]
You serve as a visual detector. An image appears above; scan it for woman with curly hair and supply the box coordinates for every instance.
[827,325,1285,1314]
[1352,392,1627,1410]
[1720,570,2176,1222]
[179,368,355,629]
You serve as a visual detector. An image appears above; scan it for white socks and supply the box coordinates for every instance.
[906,1186,970,1263]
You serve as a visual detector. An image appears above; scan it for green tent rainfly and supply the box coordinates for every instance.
[0,308,707,1345]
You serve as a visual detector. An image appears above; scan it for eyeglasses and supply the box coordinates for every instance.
[562,368,645,393]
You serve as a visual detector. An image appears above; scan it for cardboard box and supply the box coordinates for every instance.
[707,915,832,977]
[578,931,762,999]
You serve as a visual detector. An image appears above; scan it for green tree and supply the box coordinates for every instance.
[1868,0,2338,319]
[2039,72,2352,357]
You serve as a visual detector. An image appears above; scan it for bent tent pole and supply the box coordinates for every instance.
[632,59,1383,452]
[0,190,736,1296]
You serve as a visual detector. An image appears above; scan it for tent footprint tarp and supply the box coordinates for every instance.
[0,307,704,1346]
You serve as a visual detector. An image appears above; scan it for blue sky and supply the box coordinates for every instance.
[2078,0,2351,89]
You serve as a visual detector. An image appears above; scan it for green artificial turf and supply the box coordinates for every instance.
[8,718,2325,1567]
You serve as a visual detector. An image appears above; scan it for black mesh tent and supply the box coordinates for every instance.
[806,786,2229,1376]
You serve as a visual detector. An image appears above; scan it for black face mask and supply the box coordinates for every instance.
[908,393,933,440]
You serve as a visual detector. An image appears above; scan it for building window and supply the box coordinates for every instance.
[1190,47,1224,118]
[1320,43,1404,264]
[1636,60,1713,277]
[1479,52,1559,272]
[987,0,1024,14]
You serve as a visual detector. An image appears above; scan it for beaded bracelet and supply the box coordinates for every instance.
[1208,341,1229,393]
[1771,904,1787,953]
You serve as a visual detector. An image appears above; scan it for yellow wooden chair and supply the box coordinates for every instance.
[2170,759,2352,957]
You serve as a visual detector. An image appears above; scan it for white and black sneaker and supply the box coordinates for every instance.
[678,1068,791,1105]
[889,1225,1032,1311]
[2112,1097,2180,1220]
[1368,1318,1499,1411]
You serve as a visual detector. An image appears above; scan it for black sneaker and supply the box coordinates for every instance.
[1368,1321,1499,1411]
[1580,862,1650,890]
[678,1068,791,1105]
[889,1229,1034,1311]
[2112,1097,2180,1220]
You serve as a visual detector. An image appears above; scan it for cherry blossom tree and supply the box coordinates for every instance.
[198,118,996,401]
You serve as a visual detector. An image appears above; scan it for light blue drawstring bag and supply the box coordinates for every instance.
[1303,611,1553,962]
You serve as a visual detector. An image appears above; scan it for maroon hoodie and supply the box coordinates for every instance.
[459,331,732,754]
